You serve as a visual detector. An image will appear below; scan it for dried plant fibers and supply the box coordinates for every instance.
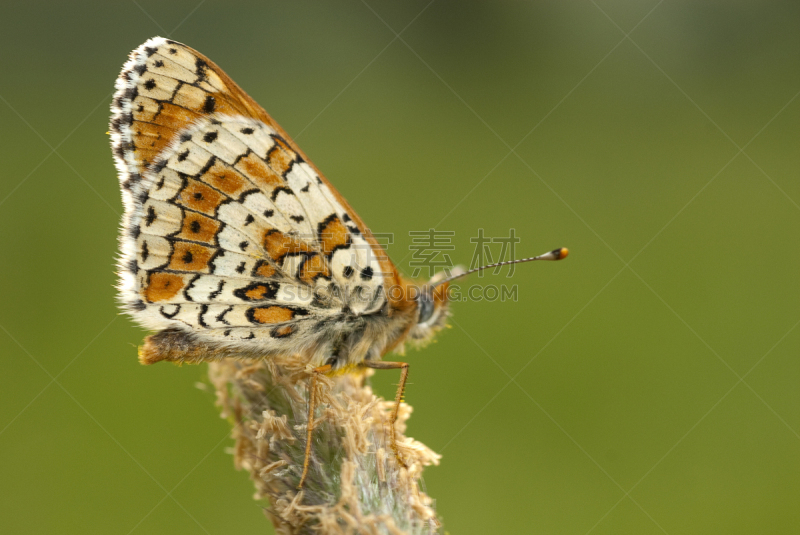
[209,354,441,534]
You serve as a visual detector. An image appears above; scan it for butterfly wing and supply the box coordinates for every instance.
[110,37,404,362]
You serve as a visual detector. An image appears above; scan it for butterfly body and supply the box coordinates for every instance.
[110,37,449,373]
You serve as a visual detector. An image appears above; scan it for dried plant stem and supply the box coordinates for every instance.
[209,355,441,534]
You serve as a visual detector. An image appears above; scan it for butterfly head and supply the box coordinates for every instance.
[407,269,457,343]
[406,248,569,344]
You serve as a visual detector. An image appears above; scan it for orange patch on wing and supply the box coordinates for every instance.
[144,272,185,302]
[272,325,294,338]
[266,143,294,176]
[235,152,283,189]
[168,241,216,272]
[245,285,272,300]
[176,212,220,244]
[250,306,295,324]
[200,160,249,196]
[263,230,312,263]
[253,260,277,278]
[317,216,350,256]
[178,179,226,215]
[274,137,298,160]
[137,148,159,170]
[299,253,330,283]
[132,121,171,155]
[156,101,202,130]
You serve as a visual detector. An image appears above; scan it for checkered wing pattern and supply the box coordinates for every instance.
[110,37,395,349]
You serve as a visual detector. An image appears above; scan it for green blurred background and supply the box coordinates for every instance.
[1,1,798,533]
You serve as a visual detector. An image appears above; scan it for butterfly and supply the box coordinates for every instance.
[110,37,567,488]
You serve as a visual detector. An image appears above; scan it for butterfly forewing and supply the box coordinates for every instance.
[111,37,393,347]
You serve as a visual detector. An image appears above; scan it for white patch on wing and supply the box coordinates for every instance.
[111,38,392,353]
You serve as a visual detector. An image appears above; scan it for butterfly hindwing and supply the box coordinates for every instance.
[111,37,394,349]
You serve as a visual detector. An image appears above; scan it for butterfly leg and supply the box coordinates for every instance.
[363,360,410,469]
[298,363,332,489]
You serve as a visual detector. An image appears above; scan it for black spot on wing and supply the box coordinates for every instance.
[237,189,261,203]
[209,280,225,300]
[215,306,233,325]
[233,282,279,301]
[270,186,294,202]
[151,159,168,174]
[195,58,208,80]
[182,274,201,303]
[198,304,210,328]
[159,305,180,319]
[360,267,373,281]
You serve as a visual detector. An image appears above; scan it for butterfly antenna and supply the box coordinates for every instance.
[431,247,569,289]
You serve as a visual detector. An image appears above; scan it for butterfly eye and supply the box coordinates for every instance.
[417,293,434,324]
